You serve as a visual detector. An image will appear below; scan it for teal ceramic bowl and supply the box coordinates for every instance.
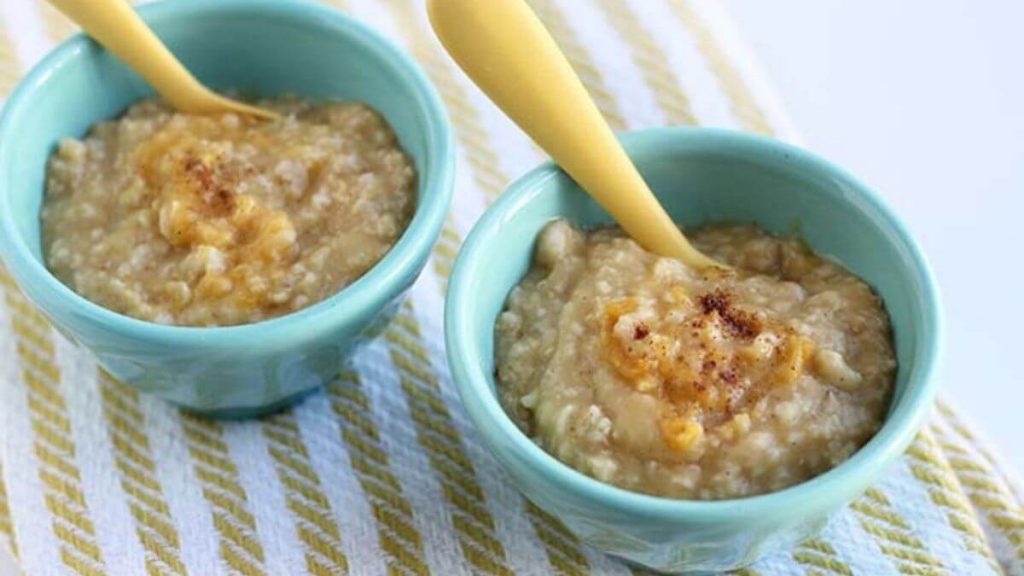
[0,0,453,416]
[446,128,942,573]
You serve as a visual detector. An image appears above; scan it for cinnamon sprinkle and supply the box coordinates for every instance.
[698,289,761,339]
[184,156,236,215]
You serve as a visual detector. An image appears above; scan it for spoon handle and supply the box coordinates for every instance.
[49,0,276,119]
[428,0,717,268]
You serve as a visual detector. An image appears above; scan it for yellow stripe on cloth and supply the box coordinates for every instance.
[38,2,77,44]
[527,0,629,132]
[319,0,351,14]
[260,413,349,576]
[430,219,462,295]
[906,430,1003,571]
[592,0,697,125]
[384,302,514,576]
[98,371,187,576]
[392,309,590,574]
[930,420,1024,563]
[382,0,510,203]
[524,502,589,576]
[663,0,774,135]
[850,488,948,576]
[0,269,106,575]
[792,538,853,576]
[0,20,18,96]
[0,39,24,564]
[936,401,1023,507]
[329,371,431,576]
[1,37,36,565]
[180,415,267,576]
[0,459,17,560]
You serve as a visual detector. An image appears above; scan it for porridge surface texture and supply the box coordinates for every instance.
[42,98,415,326]
[495,220,896,499]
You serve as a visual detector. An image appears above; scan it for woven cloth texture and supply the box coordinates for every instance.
[0,0,1021,574]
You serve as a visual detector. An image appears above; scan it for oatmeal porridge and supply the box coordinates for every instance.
[42,98,415,326]
[495,220,895,499]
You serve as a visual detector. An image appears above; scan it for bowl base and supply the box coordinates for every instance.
[176,386,319,420]
[613,553,726,575]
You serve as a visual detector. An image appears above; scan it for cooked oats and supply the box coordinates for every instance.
[42,98,415,326]
[495,220,895,499]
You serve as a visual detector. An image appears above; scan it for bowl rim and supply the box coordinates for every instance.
[0,0,454,346]
[445,127,943,523]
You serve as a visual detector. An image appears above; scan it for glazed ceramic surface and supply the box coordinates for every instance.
[0,0,453,415]
[445,128,942,572]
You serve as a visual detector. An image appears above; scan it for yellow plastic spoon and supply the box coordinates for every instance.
[50,0,278,120]
[428,0,720,269]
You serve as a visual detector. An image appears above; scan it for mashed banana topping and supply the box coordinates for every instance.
[601,289,817,456]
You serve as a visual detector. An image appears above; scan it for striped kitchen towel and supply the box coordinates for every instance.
[1,0,1022,574]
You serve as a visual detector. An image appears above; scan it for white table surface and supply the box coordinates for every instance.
[725,0,1023,471]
